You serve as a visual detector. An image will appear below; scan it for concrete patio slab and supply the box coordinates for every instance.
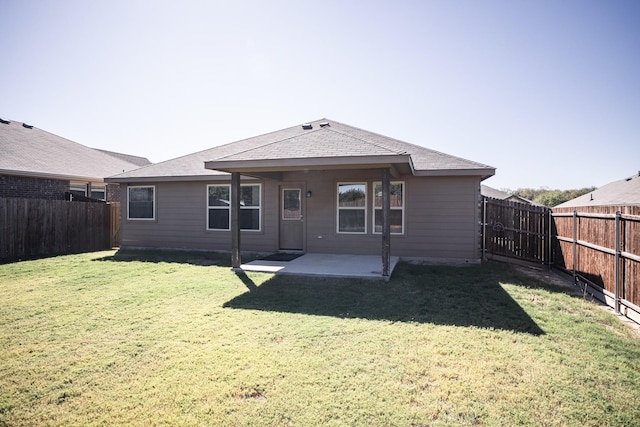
[240,253,400,280]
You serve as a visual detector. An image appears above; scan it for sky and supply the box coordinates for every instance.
[1,0,638,191]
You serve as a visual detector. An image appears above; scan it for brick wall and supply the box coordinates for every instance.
[0,175,70,200]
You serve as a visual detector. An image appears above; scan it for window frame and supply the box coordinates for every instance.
[127,185,156,221]
[206,183,262,232]
[336,182,367,234]
[373,181,405,235]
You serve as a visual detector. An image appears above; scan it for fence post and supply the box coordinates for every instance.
[548,209,552,271]
[572,210,577,284]
[482,198,487,261]
[614,211,621,314]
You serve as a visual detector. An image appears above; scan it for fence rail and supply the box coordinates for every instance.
[0,197,117,261]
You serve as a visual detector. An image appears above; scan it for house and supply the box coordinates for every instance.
[107,119,495,272]
[0,118,151,201]
[555,172,640,208]
[481,185,540,205]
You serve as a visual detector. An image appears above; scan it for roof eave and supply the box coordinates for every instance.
[204,154,413,174]
[0,168,106,183]
[105,173,262,184]
[413,167,496,180]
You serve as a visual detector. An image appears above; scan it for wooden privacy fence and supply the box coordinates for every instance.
[553,206,640,324]
[482,198,640,325]
[482,198,551,264]
[0,197,119,261]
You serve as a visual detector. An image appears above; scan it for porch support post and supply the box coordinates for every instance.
[382,168,391,278]
[231,172,241,269]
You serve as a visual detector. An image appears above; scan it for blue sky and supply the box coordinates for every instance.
[1,0,638,190]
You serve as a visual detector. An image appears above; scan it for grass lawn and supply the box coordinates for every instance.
[1,250,639,426]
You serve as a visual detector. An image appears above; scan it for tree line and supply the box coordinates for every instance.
[508,187,596,207]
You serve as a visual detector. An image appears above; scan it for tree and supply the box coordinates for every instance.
[509,187,596,207]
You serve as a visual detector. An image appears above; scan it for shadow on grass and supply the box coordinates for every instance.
[224,262,545,335]
[92,248,242,267]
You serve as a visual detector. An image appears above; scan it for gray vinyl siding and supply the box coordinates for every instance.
[120,181,278,252]
[120,171,482,261]
[282,170,481,260]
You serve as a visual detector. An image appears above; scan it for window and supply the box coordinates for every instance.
[90,185,106,201]
[337,183,366,233]
[282,189,302,220]
[128,186,155,220]
[207,184,261,231]
[69,182,106,201]
[69,182,87,198]
[373,181,404,234]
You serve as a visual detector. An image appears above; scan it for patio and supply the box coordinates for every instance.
[240,253,400,280]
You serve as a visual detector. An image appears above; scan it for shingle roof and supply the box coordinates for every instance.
[0,119,147,182]
[481,185,541,206]
[481,185,511,200]
[555,173,640,207]
[108,118,494,182]
[95,149,151,167]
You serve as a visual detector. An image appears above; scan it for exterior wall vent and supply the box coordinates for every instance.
[22,123,34,129]
[319,122,330,127]
[302,123,312,130]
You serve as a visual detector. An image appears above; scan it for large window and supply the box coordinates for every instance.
[128,186,155,220]
[207,184,261,231]
[337,183,366,233]
[373,181,404,234]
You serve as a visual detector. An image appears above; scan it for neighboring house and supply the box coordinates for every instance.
[554,172,640,208]
[481,185,540,205]
[0,118,151,201]
[107,119,495,265]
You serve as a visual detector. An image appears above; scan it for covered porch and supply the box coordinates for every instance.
[204,128,415,279]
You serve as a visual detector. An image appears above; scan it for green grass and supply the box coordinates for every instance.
[1,250,639,426]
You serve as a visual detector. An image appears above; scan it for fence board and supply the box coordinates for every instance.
[553,205,640,311]
[484,199,640,324]
[0,197,116,261]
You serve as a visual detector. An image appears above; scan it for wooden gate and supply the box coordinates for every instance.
[482,198,551,265]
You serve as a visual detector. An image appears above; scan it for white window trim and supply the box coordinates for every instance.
[127,185,156,221]
[336,182,367,234]
[206,183,262,232]
[372,181,405,235]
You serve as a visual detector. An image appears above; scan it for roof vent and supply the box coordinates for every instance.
[302,123,312,130]
[22,123,33,129]
[0,118,9,125]
[319,122,330,127]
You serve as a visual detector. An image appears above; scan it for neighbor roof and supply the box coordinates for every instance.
[0,119,150,182]
[108,118,494,183]
[555,172,640,208]
[481,185,541,206]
